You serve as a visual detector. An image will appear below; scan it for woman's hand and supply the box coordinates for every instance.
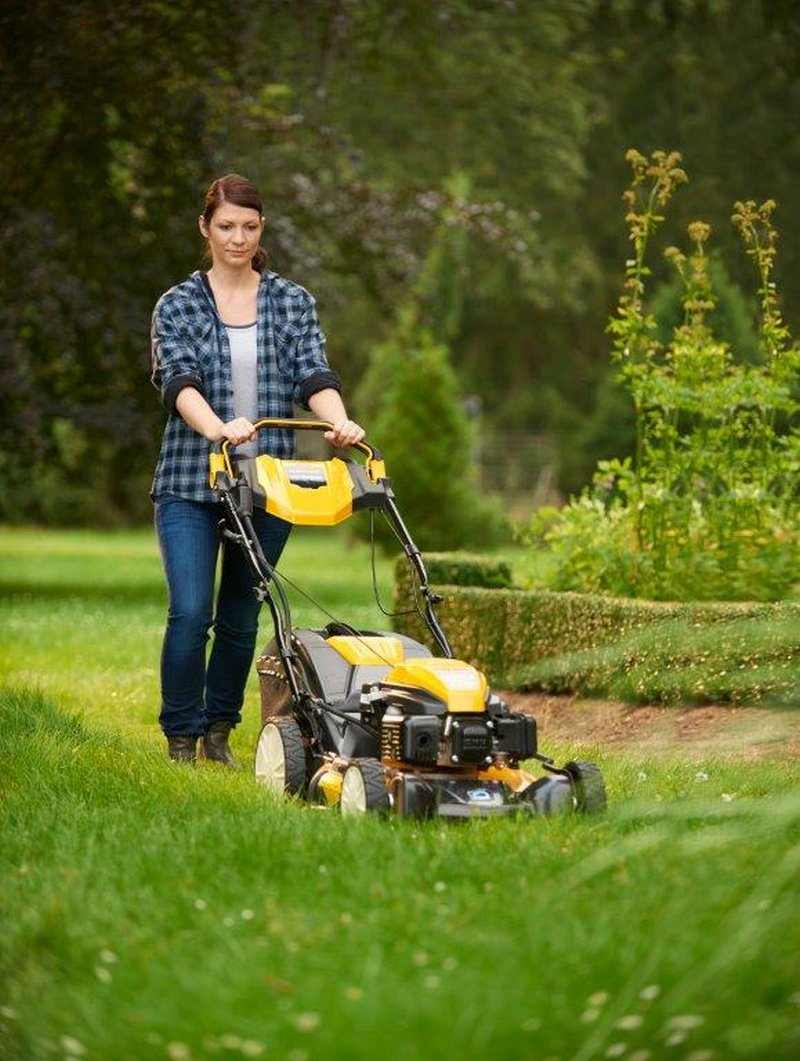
[175,389,256,446]
[218,417,257,445]
[324,418,366,448]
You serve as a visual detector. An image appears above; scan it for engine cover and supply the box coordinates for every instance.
[494,715,537,759]
[380,713,440,765]
[402,715,440,764]
[448,717,493,764]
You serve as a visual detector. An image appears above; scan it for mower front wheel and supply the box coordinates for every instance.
[254,717,307,796]
[340,758,390,816]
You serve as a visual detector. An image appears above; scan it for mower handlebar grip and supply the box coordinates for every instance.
[216,417,383,466]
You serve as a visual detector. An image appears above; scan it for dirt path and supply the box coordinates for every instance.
[502,692,800,762]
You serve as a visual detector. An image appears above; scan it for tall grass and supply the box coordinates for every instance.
[2,528,800,1059]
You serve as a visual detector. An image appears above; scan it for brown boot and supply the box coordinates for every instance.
[167,735,198,763]
[200,721,240,768]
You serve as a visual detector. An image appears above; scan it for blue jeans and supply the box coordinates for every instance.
[154,495,291,737]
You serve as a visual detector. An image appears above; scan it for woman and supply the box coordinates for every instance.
[151,173,364,765]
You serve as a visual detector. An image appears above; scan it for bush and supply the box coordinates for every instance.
[393,552,513,664]
[509,612,800,706]
[393,563,800,704]
[520,150,800,602]
[356,320,508,553]
[408,552,513,590]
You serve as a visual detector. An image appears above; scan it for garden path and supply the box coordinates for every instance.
[503,692,800,761]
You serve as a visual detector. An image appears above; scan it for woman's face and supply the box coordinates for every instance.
[199,202,264,269]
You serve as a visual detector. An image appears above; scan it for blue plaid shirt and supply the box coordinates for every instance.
[150,270,340,502]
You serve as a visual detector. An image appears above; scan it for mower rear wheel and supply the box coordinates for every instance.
[565,760,607,814]
[254,717,307,795]
[340,758,390,816]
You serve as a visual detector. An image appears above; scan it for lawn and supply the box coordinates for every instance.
[1,527,799,1060]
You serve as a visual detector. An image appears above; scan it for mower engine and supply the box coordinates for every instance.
[362,659,537,771]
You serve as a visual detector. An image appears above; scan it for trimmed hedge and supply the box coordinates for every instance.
[412,552,513,590]
[393,552,800,704]
[394,553,512,668]
[517,613,800,705]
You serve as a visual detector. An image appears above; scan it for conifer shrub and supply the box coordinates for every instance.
[362,326,505,551]
[355,176,510,553]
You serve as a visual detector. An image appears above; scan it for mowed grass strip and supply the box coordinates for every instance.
[0,526,397,739]
[2,528,800,1058]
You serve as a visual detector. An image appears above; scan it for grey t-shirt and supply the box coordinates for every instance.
[227,322,258,458]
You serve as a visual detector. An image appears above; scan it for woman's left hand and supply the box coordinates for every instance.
[325,418,366,448]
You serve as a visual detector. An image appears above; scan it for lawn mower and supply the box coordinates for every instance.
[210,418,606,818]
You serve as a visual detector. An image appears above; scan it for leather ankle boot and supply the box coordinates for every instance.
[200,721,240,768]
[167,735,197,763]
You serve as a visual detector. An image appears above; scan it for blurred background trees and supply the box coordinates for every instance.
[1,0,798,528]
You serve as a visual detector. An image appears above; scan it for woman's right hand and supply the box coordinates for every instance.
[217,417,257,445]
[175,388,256,446]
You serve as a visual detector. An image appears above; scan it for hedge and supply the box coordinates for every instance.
[393,553,800,704]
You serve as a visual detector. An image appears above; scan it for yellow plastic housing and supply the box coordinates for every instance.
[254,456,354,525]
[208,451,227,489]
[316,769,344,805]
[326,636,406,666]
[384,658,488,714]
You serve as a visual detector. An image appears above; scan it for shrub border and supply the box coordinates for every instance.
[394,553,800,696]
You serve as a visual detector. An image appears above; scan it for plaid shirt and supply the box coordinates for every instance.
[150,270,340,502]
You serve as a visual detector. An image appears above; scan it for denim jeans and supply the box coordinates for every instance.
[154,494,291,737]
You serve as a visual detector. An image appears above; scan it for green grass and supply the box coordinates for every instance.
[2,528,800,1059]
[0,526,397,740]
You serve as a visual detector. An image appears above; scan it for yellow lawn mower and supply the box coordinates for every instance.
[210,419,606,819]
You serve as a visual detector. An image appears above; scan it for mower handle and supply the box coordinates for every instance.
[220,417,380,459]
[212,417,453,658]
[216,417,385,481]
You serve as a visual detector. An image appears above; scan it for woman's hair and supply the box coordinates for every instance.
[202,173,268,272]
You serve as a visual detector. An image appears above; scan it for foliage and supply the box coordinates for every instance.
[393,564,800,705]
[409,552,513,591]
[3,3,800,524]
[569,255,762,489]
[363,322,508,553]
[355,194,509,553]
[520,150,800,602]
[511,613,800,706]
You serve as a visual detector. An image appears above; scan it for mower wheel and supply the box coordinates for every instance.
[564,760,607,814]
[340,758,390,816]
[254,717,307,795]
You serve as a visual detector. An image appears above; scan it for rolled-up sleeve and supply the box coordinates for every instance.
[150,296,206,412]
[290,299,341,408]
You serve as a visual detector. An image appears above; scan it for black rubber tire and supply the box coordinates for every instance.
[254,716,307,795]
[340,758,390,815]
[564,760,607,814]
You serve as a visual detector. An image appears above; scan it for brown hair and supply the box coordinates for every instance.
[202,173,268,272]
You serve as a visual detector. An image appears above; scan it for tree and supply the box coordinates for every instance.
[355,182,507,552]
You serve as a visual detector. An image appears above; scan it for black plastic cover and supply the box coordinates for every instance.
[494,715,537,759]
